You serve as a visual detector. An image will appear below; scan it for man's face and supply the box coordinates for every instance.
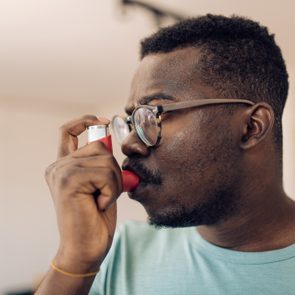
[122,47,242,227]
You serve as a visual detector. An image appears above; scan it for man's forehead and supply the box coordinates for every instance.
[125,47,203,113]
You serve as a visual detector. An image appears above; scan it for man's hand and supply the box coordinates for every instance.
[36,115,122,294]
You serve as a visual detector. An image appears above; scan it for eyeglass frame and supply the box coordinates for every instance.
[112,98,255,147]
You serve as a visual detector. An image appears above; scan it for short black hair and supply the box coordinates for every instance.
[140,14,289,154]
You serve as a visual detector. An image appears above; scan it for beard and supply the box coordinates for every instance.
[148,187,240,228]
[146,134,242,229]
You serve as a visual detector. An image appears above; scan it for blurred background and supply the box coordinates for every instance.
[0,0,294,293]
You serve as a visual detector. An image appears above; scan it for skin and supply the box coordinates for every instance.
[36,47,295,294]
[123,47,295,251]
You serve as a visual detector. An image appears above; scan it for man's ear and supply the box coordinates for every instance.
[240,102,275,150]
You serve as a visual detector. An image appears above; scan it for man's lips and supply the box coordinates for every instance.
[122,162,142,181]
[122,159,162,186]
[121,159,147,181]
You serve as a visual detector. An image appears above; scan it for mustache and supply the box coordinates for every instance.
[122,157,162,186]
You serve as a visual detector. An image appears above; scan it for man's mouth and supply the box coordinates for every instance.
[122,158,162,186]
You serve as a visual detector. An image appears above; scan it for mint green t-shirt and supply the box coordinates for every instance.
[89,221,295,295]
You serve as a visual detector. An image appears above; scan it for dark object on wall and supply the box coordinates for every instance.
[120,0,187,27]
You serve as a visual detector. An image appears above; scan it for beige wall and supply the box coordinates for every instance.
[0,0,294,293]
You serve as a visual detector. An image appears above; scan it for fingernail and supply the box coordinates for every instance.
[98,117,110,124]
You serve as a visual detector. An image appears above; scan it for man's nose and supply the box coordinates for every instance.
[121,131,150,157]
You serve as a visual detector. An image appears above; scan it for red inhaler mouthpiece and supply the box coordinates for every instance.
[121,170,140,192]
[87,126,139,192]
[98,135,139,192]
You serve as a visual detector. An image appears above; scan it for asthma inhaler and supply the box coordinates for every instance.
[87,125,139,192]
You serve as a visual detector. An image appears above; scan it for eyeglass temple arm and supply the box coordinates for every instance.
[161,98,255,113]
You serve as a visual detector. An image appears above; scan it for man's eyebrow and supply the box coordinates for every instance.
[124,93,176,115]
[138,93,175,105]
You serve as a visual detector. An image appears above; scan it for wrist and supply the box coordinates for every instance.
[50,260,99,278]
[54,248,101,275]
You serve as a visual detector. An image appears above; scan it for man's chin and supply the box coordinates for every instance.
[147,216,194,229]
[146,207,199,228]
[128,189,204,228]
[146,188,240,228]
[146,202,233,228]
[127,185,147,202]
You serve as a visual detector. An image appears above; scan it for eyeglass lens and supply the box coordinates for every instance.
[112,116,130,144]
[112,107,160,146]
[133,107,159,146]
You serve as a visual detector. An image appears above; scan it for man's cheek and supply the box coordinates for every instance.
[161,126,196,155]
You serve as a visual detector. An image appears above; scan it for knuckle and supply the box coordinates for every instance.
[59,124,67,134]
[89,140,112,158]
[59,167,77,187]
[44,162,56,182]
[103,153,114,162]
[106,169,117,182]
[82,114,98,121]
[93,140,106,149]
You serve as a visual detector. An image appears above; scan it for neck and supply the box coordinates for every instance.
[197,186,295,252]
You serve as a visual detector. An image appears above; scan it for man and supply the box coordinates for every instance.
[36,14,295,294]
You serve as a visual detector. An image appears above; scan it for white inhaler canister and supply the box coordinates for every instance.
[87,125,109,144]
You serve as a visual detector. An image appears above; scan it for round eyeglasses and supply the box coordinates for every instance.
[111,98,255,147]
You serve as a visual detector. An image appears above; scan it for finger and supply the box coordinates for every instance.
[71,167,122,209]
[72,140,110,158]
[47,144,122,195]
[53,155,119,175]
[72,154,121,174]
[69,156,123,192]
[58,115,110,158]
